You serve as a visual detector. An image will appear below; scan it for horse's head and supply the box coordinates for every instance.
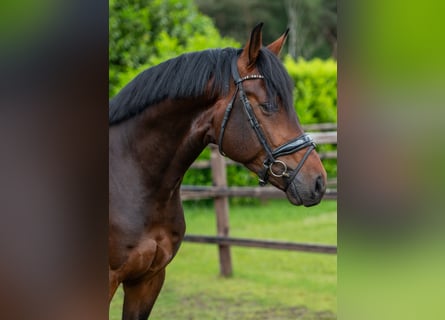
[216,23,327,207]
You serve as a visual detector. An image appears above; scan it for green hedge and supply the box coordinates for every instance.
[284,57,337,124]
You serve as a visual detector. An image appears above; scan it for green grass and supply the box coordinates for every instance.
[110,199,337,319]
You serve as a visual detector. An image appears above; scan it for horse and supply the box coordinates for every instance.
[109,23,327,319]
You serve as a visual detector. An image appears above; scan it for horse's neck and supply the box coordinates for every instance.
[111,97,216,201]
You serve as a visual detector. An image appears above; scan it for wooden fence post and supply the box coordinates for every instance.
[210,144,233,277]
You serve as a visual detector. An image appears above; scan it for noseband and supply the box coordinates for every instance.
[218,56,316,188]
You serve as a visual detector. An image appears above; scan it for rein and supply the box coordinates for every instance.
[218,56,316,188]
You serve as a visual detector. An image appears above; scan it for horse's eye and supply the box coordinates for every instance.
[259,103,274,114]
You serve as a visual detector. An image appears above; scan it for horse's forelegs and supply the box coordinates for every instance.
[121,268,166,320]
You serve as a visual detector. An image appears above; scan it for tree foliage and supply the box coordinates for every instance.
[285,0,337,59]
[109,0,238,97]
[195,0,288,45]
[195,0,337,59]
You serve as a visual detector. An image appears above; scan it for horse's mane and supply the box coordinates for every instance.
[109,47,293,125]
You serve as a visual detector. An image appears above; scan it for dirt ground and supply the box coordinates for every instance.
[154,295,336,320]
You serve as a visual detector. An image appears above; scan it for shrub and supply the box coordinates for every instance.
[284,57,337,124]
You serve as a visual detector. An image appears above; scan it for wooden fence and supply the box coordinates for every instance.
[180,123,337,277]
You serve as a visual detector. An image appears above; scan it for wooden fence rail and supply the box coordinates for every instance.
[184,235,337,254]
[181,185,337,200]
[181,123,337,276]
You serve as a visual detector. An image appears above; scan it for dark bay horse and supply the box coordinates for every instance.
[109,23,327,319]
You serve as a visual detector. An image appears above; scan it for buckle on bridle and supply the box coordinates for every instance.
[269,160,289,178]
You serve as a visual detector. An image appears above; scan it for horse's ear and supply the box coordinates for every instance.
[267,28,289,56]
[240,22,264,69]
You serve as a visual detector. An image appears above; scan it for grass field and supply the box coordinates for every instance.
[110,199,337,319]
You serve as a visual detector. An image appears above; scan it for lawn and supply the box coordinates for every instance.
[110,199,337,319]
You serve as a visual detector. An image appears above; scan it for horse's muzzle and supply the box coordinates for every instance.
[285,173,326,207]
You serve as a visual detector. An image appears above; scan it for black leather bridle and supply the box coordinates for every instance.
[218,56,316,188]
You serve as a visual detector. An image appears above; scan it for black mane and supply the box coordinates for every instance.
[109,47,293,125]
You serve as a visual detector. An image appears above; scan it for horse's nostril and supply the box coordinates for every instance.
[315,175,325,195]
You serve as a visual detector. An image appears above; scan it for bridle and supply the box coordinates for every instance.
[218,56,316,188]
